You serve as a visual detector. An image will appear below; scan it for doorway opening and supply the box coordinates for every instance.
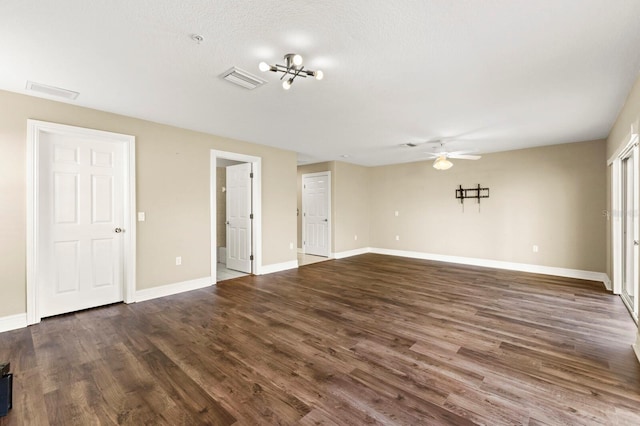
[301,171,331,264]
[26,120,136,325]
[210,151,261,282]
[612,133,639,324]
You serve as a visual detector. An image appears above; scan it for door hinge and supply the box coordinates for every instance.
[250,172,254,178]
[250,254,254,261]
[250,213,254,219]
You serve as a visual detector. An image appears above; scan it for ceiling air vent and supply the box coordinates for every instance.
[26,81,79,100]
[220,67,266,90]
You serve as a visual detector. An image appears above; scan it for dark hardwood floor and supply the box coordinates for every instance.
[1,253,639,425]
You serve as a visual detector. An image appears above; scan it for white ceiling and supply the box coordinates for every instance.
[2,0,640,166]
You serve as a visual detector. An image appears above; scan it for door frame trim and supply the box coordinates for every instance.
[210,150,262,280]
[26,120,137,325]
[301,171,332,257]
[610,132,639,322]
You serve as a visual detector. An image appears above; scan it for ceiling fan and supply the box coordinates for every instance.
[424,142,481,170]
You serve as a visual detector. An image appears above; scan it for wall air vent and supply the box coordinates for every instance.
[26,81,79,100]
[220,67,266,90]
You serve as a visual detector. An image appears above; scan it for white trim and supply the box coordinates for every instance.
[0,313,28,333]
[26,120,136,325]
[258,260,299,275]
[135,277,213,303]
[612,159,622,294]
[633,334,640,365]
[210,151,262,281]
[297,248,304,254]
[602,274,612,291]
[301,171,332,257]
[369,248,610,286]
[333,247,372,259]
[607,133,638,165]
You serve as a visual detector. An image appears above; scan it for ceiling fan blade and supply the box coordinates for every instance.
[448,154,481,160]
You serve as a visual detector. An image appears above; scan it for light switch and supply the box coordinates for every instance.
[138,212,145,222]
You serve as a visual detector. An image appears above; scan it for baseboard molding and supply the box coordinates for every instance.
[258,260,299,275]
[602,275,612,291]
[333,247,372,259]
[0,313,28,333]
[369,248,609,286]
[135,276,213,303]
[633,339,640,365]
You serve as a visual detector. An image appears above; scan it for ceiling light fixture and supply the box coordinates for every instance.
[258,53,323,90]
[433,155,453,170]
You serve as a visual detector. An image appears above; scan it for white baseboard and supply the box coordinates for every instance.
[297,248,304,254]
[602,275,612,291]
[369,248,609,286]
[258,260,299,275]
[633,338,640,365]
[135,276,213,303]
[333,247,372,259]
[0,313,28,333]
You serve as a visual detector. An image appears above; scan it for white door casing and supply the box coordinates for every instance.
[621,145,639,320]
[302,172,331,257]
[226,163,252,273]
[27,120,136,324]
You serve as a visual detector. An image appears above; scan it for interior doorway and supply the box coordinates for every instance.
[211,151,261,282]
[301,171,331,257]
[27,120,136,324]
[621,145,639,321]
[612,133,639,324]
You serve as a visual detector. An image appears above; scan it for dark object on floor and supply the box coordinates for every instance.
[0,362,12,417]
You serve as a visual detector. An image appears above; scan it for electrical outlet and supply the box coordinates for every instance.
[354,235,358,241]
[395,235,400,241]
[137,212,145,222]
[176,256,182,266]
[395,211,399,217]
[532,245,539,253]
[289,242,294,250]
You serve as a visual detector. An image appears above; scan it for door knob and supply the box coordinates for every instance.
[635,240,639,246]
[114,228,123,233]
[226,221,230,225]
[324,219,328,222]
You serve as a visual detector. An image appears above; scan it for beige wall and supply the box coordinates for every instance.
[370,140,607,272]
[605,73,640,354]
[0,89,297,317]
[333,161,370,253]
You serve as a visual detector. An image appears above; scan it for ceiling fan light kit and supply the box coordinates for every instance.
[425,141,482,170]
[259,53,323,90]
[433,155,453,170]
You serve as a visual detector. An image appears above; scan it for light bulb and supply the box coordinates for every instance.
[292,54,303,66]
[258,62,270,72]
[282,79,292,90]
[314,70,324,80]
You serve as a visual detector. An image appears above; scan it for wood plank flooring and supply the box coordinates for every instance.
[1,253,639,425]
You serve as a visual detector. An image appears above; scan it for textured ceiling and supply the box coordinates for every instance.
[2,0,640,166]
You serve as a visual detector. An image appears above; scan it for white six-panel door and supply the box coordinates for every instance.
[226,163,252,273]
[38,131,125,317]
[302,172,330,257]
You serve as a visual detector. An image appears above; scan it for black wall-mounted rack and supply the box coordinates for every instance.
[455,184,490,204]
